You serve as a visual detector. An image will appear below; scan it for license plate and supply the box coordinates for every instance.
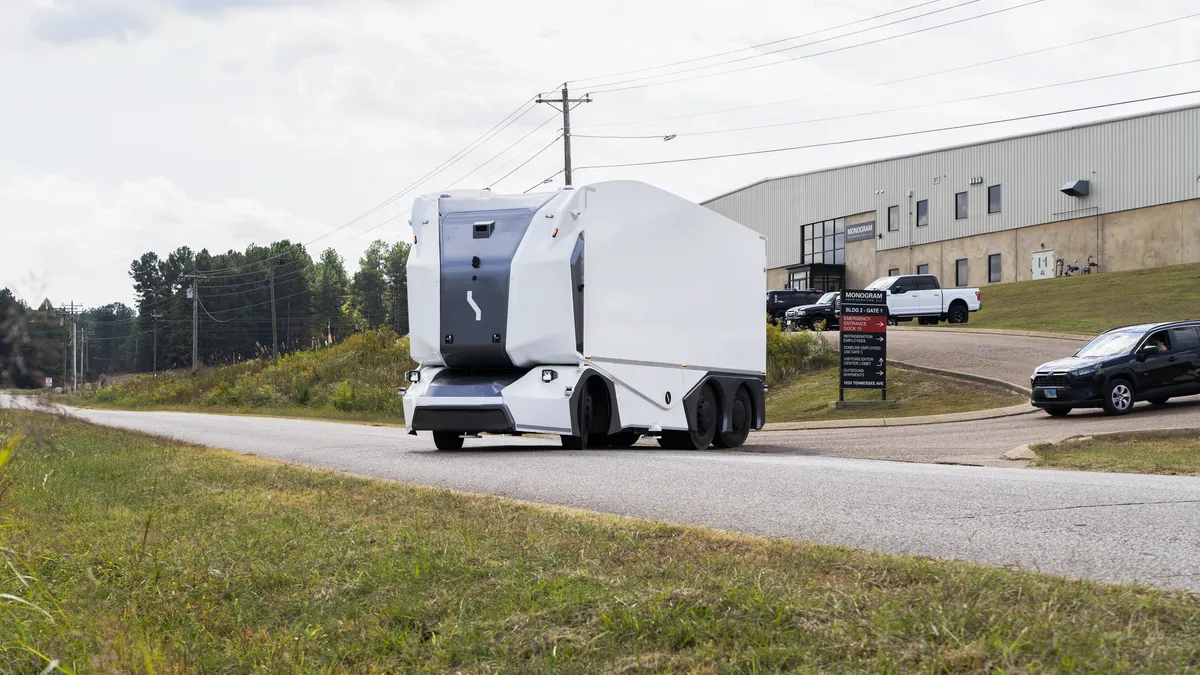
[1044,389,1058,399]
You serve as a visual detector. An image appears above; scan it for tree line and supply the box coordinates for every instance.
[0,239,411,388]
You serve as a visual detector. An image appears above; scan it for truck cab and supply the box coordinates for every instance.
[863,274,981,325]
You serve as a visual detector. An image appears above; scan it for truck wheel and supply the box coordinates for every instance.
[712,386,752,449]
[948,303,968,324]
[658,383,717,450]
[432,431,464,451]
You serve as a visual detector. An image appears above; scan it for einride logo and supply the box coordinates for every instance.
[467,291,482,321]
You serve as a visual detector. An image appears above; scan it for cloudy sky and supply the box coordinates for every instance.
[2,0,1197,308]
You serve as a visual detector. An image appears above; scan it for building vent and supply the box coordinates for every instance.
[1061,179,1090,197]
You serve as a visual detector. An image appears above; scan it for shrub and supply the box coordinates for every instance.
[766,323,837,386]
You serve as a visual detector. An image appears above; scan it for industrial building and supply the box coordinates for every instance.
[703,103,1200,293]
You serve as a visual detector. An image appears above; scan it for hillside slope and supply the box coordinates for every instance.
[966,262,1200,334]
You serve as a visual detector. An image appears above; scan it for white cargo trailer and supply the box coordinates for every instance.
[403,180,766,450]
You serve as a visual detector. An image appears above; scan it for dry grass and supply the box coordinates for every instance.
[2,411,1199,672]
[1033,428,1200,476]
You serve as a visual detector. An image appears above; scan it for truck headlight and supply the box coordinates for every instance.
[405,370,421,383]
[542,369,558,382]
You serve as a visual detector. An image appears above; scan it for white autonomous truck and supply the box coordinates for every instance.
[402,180,766,451]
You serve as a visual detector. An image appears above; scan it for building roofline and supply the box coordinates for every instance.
[701,101,1200,205]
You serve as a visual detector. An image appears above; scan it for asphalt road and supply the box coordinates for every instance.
[8,401,1194,591]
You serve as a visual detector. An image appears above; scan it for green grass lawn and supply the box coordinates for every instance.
[766,365,1023,424]
[959,262,1200,335]
[1033,429,1200,476]
[3,412,1199,673]
[59,399,407,427]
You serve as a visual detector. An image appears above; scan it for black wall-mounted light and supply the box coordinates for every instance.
[1061,179,1090,197]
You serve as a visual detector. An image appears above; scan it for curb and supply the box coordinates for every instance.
[761,361,1035,432]
[891,326,1092,341]
[888,359,1031,395]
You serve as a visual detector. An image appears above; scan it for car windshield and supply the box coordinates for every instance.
[865,278,896,290]
[818,292,838,305]
[1076,330,1142,358]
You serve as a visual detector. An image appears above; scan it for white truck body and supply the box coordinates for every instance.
[403,180,767,450]
[864,274,981,324]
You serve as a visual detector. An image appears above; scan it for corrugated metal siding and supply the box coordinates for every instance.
[704,105,1200,267]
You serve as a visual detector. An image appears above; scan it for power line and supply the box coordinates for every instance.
[573,57,1200,140]
[575,89,1200,171]
[523,170,565,194]
[586,0,1048,95]
[575,10,1200,130]
[488,134,565,190]
[567,0,949,86]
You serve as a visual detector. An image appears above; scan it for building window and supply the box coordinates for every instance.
[916,264,929,275]
[955,258,969,287]
[916,200,929,227]
[988,185,1001,214]
[887,205,900,232]
[801,218,845,265]
[955,192,968,220]
[888,268,900,277]
[787,268,809,290]
[988,254,1002,283]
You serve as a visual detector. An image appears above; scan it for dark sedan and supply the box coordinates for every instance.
[784,292,840,330]
[1031,320,1200,416]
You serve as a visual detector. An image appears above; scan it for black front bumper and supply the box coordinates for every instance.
[1030,375,1102,408]
[410,406,515,432]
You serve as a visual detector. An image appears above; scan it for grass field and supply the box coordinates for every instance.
[1033,429,1200,476]
[766,364,1023,424]
[962,262,1200,335]
[3,411,1199,673]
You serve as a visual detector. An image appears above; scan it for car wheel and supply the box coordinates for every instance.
[658,383,718,450]
[712,386,752,449]
[1148,397,1170,405]
[1044,407,1071,417]
[948,303,968,324]
[432,431,465,451]
[1102,379,1135,415]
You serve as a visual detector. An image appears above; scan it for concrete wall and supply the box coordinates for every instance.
[855,198,1200,288]
[766,267,788,291]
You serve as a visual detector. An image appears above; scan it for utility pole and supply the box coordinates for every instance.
[151,312,162,376]
[536,84,591,186]
[269,262,279,363]
[59,302,81,393]
[190,276,198,374]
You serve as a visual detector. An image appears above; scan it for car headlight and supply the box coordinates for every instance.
[798,311,807,316]
[1070,364,1101,378]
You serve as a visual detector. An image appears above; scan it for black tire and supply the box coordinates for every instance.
[1102,378,1135,416]
[432,431,464,451]
[1148,397,1170,405]
[605,431,642,448]
[1044,407,1071,417]
[712,386,752,449]
[658,383,718,450]
[560,434,583,449]
[948,302,968,324]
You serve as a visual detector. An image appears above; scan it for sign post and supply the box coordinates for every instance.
[838,289,888,401]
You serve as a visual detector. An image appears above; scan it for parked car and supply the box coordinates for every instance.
[859,274,981,325]
[1030,320,1200,416]
[784,292,840,331]
[767,289,823,325]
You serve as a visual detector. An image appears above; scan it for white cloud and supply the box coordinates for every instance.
[0,174,333,306]
[3,0,1200,311]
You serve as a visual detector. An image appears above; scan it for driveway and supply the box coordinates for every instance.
[5,398,1196,591]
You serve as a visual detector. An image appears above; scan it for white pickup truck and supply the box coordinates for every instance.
[863,274,981,325]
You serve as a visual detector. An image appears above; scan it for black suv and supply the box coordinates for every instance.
[1031,320,1200,416]
[766,289,823,324]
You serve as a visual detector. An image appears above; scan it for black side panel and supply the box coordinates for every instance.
[682,374,767,433]
[570,233,585,354]
[425,369,528,398]
[439,207,535,368]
